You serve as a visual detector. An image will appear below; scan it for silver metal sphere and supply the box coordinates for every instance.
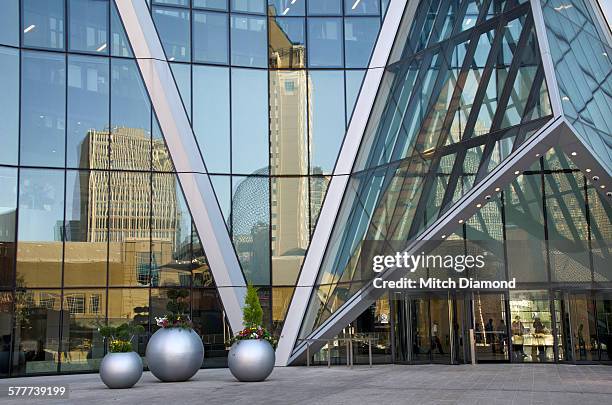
[99,352,143,389]
[228,340,275,382]
[146,328,204,382]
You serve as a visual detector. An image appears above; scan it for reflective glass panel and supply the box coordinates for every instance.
[69,0,109,54]
[191,289,228,366]
[0,292,12,376]
[345,69,365,124]
[0,47,19,165]
[107,289,149,355]
[108,171,151,287]
[153,0,190,6]
[193,0,227,10]
[271,177,309,286]
[67,55,110,169]
[308,18,343,67]
[193,65,230,173]
[22,0,65,49]
[20,51,66,168]
[111,2,132,57]
[153,6,191,62]
[0,0,19,46]
[17,169,65,288]
[0,168,17,288]
[308,0,341,15]
[231,68,268,174]
[269,0,305,16]
[152,175,192,287]
[231,0,265,14]
[269,70,308,175]
[269,17,306,69]
[345,0,380,15]
[210,175,231,224]
[170,62,191,119]
[232,174,270,285]
[344,17,379,68]
[193,10,228,64]
[59,289,106,372]
[230,15,267,67]
[309,70,345,174]
[110,58,151,171]
[64,170,108,287]
[13,290,61,374]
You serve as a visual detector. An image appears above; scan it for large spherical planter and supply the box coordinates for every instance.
[99,352,143,389]
[146,328,204,382]
[228,339,275,382]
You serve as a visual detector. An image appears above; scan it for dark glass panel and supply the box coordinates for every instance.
[344,17,379,68]
[108,171,152,287]
[17,169,64,288]
[59,289,106,372]
[193,65,230,173]
[191,289,228,366]
[0,46,19,166]
[20,51,66,168]
[232,174,270,285]
[63,170,108,287]
[231,68,268,174]
[69,0,109,54]
[309,70,345,174]
[153,6,191,62]
[269,70,308,175]
[307,18,343,67]
[192,10,228,64]
[230,15,267,67]
[271,177,309,286]
[67,55,110,169]
[12,290,61,375]
[22,0,65,49]
[153,0,190,6]
[0,292,12,376]
[0,168,17,288]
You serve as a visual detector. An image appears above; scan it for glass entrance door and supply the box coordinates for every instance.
[392,294,454,364]
[596,294,612,362]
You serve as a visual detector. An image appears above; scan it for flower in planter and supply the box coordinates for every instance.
[228,284,277,348]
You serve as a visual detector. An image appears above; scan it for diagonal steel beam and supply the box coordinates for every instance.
[274,0,411,366]
[114,0,246,333]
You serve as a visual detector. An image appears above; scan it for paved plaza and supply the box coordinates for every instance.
[0,364,611,404]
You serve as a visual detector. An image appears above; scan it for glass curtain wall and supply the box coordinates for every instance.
[0,0,228,376]
[148,0,388,337]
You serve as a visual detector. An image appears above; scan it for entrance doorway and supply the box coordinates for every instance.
[393,293,455,364]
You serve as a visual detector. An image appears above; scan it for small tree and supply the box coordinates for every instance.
[155,289,192,329]
[243,284,263,328]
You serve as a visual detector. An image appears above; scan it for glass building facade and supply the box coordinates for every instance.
[0,0,610,377]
